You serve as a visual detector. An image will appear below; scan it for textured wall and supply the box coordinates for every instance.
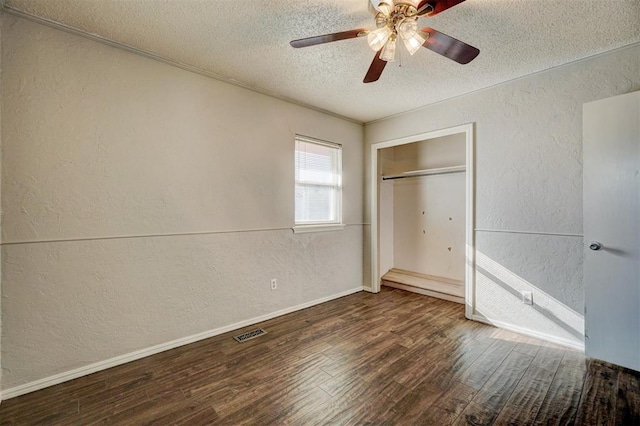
[1,16,363,390]
[365,44,640,347]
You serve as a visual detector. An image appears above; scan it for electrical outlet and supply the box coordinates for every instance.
[522,291,533,305]
[271,279,277,291]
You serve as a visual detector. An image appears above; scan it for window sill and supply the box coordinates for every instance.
[292,224,346,234]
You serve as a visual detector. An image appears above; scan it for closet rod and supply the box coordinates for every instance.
[382,165,466,181]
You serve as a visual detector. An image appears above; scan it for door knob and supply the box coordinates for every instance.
[589,241,603,251]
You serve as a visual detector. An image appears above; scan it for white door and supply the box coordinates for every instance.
[583,91,639,371]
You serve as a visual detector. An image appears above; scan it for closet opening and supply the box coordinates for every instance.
[370,124,475,319]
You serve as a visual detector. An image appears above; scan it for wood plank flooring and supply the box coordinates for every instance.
[1,288,638,425]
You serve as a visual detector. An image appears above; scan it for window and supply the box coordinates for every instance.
[294,136,343,230]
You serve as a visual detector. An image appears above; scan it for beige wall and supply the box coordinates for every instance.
[365,44,640,348]
[0,15,364,392]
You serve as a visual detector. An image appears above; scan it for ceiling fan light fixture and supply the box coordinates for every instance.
[396,18,418,40]
[375,12,389,28]
[367,26,393,51]
[402,32,426,55]
[377,1,393,16]
[380,35,397,62]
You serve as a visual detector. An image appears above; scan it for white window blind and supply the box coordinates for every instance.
[295,136,342,225]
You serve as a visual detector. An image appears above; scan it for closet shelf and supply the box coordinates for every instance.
[381,165,466,181]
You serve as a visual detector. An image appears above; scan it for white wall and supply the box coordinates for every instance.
[0,15,364,392]
[365,44,640,348]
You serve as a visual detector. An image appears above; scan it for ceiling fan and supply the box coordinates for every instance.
[290,0,480,83]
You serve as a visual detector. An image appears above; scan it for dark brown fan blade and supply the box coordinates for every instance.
[363,49,387,83]
[417,0,466,16]
[420,27,479,64]
[290,29,367,48]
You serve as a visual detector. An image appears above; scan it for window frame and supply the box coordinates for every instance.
[293,135,345,233]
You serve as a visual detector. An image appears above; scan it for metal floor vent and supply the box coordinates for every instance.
[233,328,267,343]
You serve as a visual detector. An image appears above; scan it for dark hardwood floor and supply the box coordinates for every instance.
[1,288,638,425]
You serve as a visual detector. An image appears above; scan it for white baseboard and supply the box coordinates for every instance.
[471,313,585,352]
[1,286,363,401]
[363,286,374,293]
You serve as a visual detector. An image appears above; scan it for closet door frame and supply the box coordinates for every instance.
[370,123,476,319]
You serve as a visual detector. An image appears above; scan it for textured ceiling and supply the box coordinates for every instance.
[3,0,640,122]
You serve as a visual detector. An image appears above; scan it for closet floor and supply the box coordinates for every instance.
[1,288,638,425]
[382,268,465,303]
